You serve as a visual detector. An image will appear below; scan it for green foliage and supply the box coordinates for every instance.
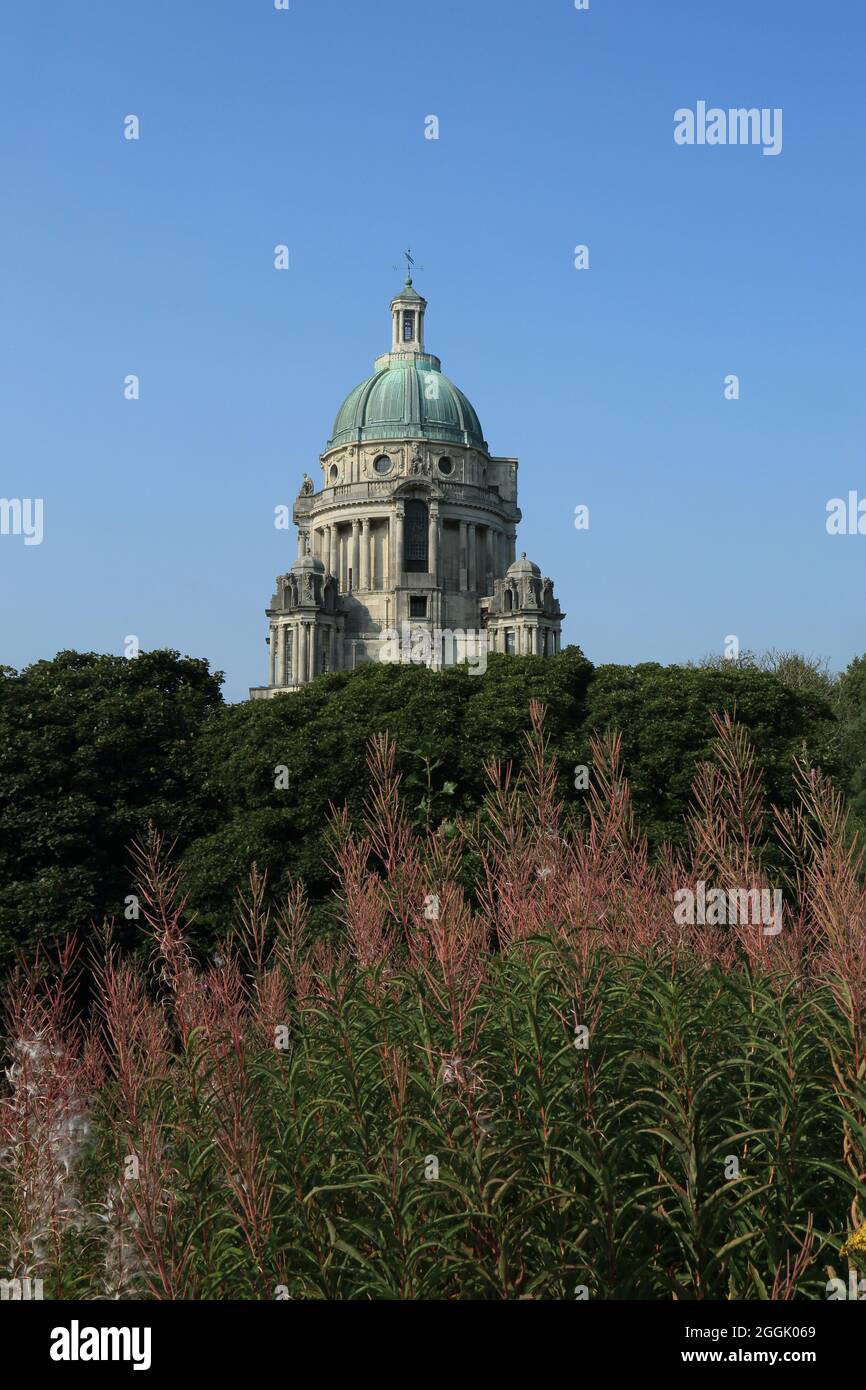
[580,663,837,849]
[0,651,224,970]
[693,648,841,779]
[179,649,594,934]
[0,644,848,963]
[837,655,866,824]
[182,654,839,939]
[16,945,856,1300]
[2,702,863,1302]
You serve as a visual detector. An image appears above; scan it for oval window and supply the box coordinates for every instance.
[438,456,453,476]
[329,464,339,482]
[373,455,392,474]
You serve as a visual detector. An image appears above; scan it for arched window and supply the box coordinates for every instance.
[504,588,513,612]
[404,500,429,572]
[403,312,415,342]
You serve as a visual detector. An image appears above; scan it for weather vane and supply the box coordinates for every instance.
[393,248,423,283]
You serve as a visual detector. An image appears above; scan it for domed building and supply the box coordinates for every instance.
[250,275,564,696]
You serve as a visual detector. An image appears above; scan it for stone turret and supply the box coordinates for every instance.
[486,554,563,656]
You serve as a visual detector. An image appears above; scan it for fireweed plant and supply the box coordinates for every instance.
[1,702,864,1299]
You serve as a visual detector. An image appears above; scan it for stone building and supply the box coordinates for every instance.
[250,276,564,697]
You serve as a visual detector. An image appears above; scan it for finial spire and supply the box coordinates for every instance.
[403,247,415,285]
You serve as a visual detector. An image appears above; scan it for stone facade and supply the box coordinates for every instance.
[250,279,564,697]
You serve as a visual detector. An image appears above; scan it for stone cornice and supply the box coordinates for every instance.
[296,480,519,523]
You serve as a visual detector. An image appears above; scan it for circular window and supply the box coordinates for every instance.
[329,464,339,482]
[373,454,392,474]
[438,456,453,476]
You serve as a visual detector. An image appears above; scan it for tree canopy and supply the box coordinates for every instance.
[0,643,850,968]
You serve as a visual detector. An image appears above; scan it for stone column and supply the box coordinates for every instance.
[297,529,306,559]
[292,624,300,686]
[274,625,283,686]
[395,506,405,579]
[360,518,370,589]
[329,625,336,672]
[307,623,316,680]
[351,520,361,591]
[297,623,307,685]
[329,524,338,577]
[369,522,376,589]
[459,519,468,589]
[485,528,494,589]
[428,504,439,582]
[269,626,276,687]
[467,523,476,591]
[507,528,517,566]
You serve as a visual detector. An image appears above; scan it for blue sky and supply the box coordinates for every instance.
[1,0,863,701]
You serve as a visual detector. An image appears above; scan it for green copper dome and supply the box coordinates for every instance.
[328,359,486,450]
